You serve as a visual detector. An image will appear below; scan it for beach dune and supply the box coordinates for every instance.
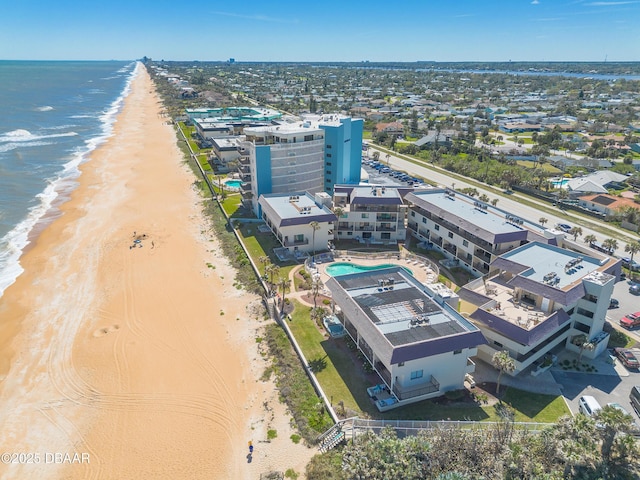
[0,65,313,479]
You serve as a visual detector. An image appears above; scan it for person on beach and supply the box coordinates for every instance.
[248,441,253,454]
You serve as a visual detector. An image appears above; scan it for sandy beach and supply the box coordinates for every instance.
[0,65,314,479]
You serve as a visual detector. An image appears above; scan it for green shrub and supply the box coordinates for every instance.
[267,429,278,440]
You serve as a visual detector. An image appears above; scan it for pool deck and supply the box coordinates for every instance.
[314,256,438,290]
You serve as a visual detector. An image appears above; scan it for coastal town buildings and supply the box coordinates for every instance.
[459,242,618,375]
[405,188,554,277]
[326,266,486,410]
[258,191,336,258]
[240,115,363,215]
[332,184,412,246]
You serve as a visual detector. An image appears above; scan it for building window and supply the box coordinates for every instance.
[448,232,454,239]
[294,234,304,243]
[411,211,415,217]
[463,240,469,247]
[326,170,332,175]
[453,349,462,355]
[410,370,423,380]
[435,225,440,231]
[361,213,368,219]
[347,232,352,236]
[326,153,332,158]
[326,144,332,149]
[422,217,426,223]
[381,232,391,239]
[398,362,405,367]
[304,135,314,142]
[493,341,503,348]
[326,162,332,166]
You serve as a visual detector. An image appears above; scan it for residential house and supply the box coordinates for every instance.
[578,193,640,218]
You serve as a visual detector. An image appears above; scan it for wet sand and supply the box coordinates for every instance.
[0,65,313,479]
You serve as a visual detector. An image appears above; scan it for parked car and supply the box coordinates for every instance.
[630,284,640,295]
[614,348,640,369]
[609,298,619,309]
[620,311,640,329]
[556,223,572,232]
[622,257,640,271]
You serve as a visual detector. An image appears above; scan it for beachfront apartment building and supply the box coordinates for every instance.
[332,184,413,246]
[458,242,618,375]
[238,115,363,215]
[258,191,336,258]
[326,266,486,411]
[405,188,556,277]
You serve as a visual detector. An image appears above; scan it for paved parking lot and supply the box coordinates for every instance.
[551,277,640,417]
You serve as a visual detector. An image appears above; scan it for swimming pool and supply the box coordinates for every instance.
[550,178,569,188]
[224,179,243,189]
[325,262,412,277]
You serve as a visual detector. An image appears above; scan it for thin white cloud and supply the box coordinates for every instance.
[531,0,540,4]
[209,10,298,24]
[453,13,475,17]
[585,1,639,5]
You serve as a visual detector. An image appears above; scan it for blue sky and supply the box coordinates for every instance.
[1,0,638,62]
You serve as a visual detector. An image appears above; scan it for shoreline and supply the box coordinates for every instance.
[0,65,314,479]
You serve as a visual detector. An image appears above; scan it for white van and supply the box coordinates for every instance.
[578,395,602,417]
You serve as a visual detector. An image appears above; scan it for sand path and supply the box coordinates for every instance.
[0,65,314,479]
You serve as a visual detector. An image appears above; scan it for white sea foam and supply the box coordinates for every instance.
[0,63,139,299]
[36,105,54,112]
[0,130,78,153]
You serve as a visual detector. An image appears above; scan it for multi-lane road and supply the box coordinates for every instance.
[364,143,637,254]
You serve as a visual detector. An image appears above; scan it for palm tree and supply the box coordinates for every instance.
[572,334,595,363]
[539,217,548,227]
[594,404,637,465]
[492,350,515,397]
[602,238,619,255]
[584,234,597,246]
[568,226,582,241]
[265,263,280,293]
[491,198,499,207]
[311,276,322,308]
[258,255,271,276]
[309,221,321,262]
[625,241,640,266]
[278,277,291,310]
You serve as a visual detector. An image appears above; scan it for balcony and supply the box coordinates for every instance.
[376,225,397,232]
[376,214,398,222]
[283,238,308,247]
[393,375,440,400]
[474,248,491,261]
[355,226,375,232]
[443,242,457,255]
[473,261,490,274]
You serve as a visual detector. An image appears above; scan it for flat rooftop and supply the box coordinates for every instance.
[499,242,601,289]
[334,268,478,347]
[409,189,536,236]
[259,192,336,227]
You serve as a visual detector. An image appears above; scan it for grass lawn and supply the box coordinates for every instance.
[288,302,366,414]
[220,194,243,217]
[516,160,562,173]
[286,299,569,423]
[507,136,534,144]
[237,222,298,280]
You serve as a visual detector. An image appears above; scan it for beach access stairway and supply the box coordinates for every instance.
[317,416,555,451]
[317,422,348,453]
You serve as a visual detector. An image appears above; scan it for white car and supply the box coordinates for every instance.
[464,373,476,388]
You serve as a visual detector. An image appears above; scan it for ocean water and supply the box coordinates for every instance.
[0,60,138,298]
